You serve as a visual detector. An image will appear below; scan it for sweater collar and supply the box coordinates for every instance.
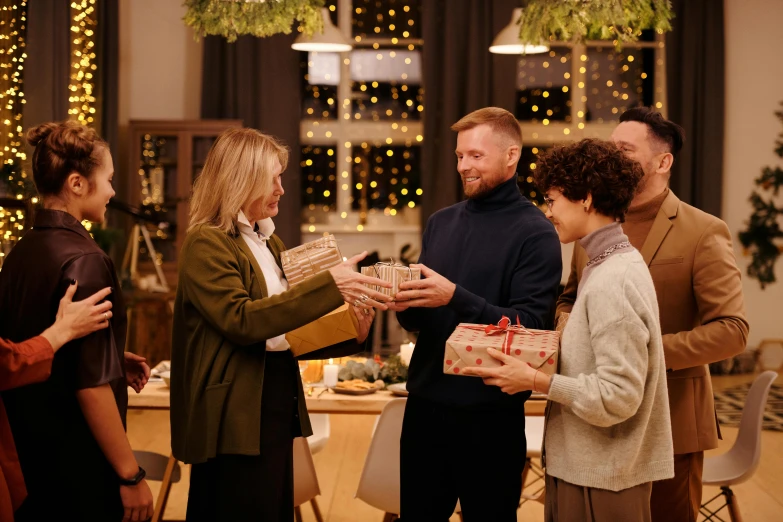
[579,222,629,262]
[465,175,523,212]
[626,188,669,224]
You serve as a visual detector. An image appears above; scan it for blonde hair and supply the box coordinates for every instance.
[450,107,523,148]
[189,128,288,234]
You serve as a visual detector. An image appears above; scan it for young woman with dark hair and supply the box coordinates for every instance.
[0,121,153,522]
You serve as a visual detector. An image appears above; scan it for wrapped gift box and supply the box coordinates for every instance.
[443,318,559,376]
[286,304,358,357]
[361,262,421,300]
[281,235,343,287]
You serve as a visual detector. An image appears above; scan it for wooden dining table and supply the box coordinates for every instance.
[129,380,548,415]
[129,380,546,521]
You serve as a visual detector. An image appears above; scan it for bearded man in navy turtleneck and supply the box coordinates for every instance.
[389,107,562,521]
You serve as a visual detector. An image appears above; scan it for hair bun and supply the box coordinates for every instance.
[26,121,97,159]
[25,122,60,148]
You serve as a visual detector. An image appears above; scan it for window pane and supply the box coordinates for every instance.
[352,0,422,40]
[517,49,573,122]
[351,48,423,121]
[301,145,338,215]
[517,145,551,208]
[301,52,339,120]
[351,144,421,212]
[137,134,178,263]
[584,46,655,123]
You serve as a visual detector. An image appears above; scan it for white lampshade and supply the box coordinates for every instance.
[489,8,549,55]
[291,8,353,53]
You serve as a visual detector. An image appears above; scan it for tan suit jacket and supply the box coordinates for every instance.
[557,191,749,454]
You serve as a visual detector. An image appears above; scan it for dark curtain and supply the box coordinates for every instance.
[96,0,119,155]
[24,0,119,152]
[420,0,519,226]
[24,0,70,129]
[201,34,303,248]
[666,0,725,217]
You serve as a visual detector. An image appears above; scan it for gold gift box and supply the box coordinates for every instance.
[361,263,421,300]
[286,304,358,357]
[281,235,343,287]
[443,322,560,377]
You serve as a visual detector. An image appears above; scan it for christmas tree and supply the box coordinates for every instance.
[738,102,783,288]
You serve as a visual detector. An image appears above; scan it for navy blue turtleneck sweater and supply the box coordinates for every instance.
[398,176,562,408]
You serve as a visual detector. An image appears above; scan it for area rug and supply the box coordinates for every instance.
[714,383,783,432]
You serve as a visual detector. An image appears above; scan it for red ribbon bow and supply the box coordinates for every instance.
[460,316,546,355]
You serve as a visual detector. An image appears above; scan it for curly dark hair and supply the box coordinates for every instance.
[532,139,644,222]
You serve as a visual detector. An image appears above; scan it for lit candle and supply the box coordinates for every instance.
[399,342,415,366]
[324,358,340,388]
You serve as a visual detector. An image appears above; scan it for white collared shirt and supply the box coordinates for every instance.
[237,211,290,352]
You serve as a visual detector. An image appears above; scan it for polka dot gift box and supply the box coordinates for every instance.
[443,316,559,376]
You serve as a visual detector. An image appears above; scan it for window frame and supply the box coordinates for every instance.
[300,0,423,234]
[299,2,667,233]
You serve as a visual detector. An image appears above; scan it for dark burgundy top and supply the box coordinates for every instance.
[0,209,127,520]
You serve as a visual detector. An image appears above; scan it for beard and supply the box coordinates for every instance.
[635,160,658,197]
[462,176,494,199]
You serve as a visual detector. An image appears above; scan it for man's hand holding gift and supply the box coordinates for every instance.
[388,264,456,311]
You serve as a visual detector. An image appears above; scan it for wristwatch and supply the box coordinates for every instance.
[118,466,146,486]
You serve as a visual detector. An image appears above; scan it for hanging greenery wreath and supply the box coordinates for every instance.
[738,103,783,289]
[517,0,674,46]
[183,0,325,42]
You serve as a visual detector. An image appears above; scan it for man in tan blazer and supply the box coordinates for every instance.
[556,107,749,522]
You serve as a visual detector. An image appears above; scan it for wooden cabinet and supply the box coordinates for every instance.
[124,289,176,368]
[126,120,242,284]
[124,120,241,363]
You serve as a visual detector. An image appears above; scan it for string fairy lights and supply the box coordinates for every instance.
[68,0,98,126]
[0,0,30,263]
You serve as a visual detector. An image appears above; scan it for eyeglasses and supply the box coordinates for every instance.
[543,196,555,209]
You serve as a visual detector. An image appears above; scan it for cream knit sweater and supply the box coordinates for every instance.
[545,224,674,492]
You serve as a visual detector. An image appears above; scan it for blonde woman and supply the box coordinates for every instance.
[170,128,391,521]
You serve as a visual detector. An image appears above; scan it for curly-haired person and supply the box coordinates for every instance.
[465,138,674,522]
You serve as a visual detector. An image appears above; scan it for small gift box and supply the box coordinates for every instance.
[286,304,358,357]
[443,316,560,376]
[361,261,421,300]
[281,235,343,287]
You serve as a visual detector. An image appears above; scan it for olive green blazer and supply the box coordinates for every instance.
[170,224,350,465]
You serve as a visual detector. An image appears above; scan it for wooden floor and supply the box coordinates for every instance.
[126,373,783,521]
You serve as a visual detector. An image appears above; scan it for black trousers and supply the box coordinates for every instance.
[186,351,299,522]
[400,394,527,522]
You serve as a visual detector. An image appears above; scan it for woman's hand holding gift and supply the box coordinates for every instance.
[463,348,551,396]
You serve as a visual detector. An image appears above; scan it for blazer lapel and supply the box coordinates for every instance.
[639,190,680,266]
[266,236,285,273]
[230,234,269,298]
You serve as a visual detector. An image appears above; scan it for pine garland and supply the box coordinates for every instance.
[517,0,674,46]
[183,0,325,42]
[738,103,783,289]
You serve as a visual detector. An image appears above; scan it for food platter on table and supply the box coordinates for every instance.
[331,378,383,395]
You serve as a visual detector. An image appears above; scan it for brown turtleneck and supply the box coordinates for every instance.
[622,188,669,249]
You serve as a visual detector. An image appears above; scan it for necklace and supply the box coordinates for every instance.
[586,241,631,267]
